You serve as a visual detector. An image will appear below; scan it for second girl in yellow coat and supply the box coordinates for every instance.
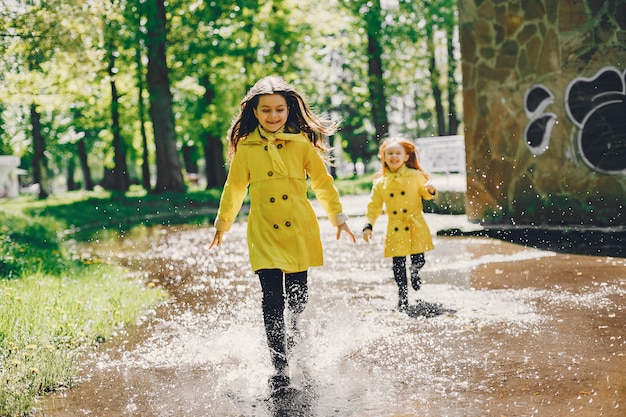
[363,137,437,311]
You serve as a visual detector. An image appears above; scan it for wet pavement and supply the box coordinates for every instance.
[37,195,625,417]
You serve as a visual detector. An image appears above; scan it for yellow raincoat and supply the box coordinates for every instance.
[214,128,347,273]
[366,165,436,257]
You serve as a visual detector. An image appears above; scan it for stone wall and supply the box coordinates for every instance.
[458,0,626,228]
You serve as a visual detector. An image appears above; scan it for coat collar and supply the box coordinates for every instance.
[241,126,309,145]
[240,127,309,176]
[387,164,410,177]
[383,165,412,186]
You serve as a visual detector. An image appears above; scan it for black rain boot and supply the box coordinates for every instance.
[409,265,422,291]
[266,335,290,392]
[398,286,408,312]
[410,253,425,291]
[268,374,290,393]
[268,344,290,392]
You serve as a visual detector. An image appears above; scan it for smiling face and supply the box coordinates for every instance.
[253,94,289,133]
[383,142,410,172]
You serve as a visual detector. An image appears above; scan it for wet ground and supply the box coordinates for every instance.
[37,195,625,417]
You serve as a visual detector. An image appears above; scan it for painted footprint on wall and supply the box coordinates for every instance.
[565,67,626,174]
[523,67,626,175]
[523,84,557,155]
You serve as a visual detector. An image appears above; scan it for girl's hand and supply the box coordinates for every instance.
[425,180,436,195]
[337,222,356,243]
[363,228,373,243]
[209,230,224,249]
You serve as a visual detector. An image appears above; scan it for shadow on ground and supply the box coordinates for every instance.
[439,227,625,258]
[406,299,457,319]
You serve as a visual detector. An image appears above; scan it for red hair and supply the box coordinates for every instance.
[375,137,430,179]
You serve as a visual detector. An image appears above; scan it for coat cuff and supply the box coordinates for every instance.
[214,218,233,232]
[333,212,348,227]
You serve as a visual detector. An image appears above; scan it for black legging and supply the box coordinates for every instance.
[392,254,425,284]
[392,253,425,295]
[392,257,408,303]
[256,269,308,372]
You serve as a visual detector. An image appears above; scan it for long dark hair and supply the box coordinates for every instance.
[226,75,338,161]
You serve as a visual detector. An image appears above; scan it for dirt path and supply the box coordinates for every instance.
[36,211,625,417]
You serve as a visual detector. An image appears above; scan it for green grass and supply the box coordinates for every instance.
[0,266,166,416]
[0,211,63,279]
[5,186,223,235]
[3,176,371,238]
[331,173,375,196]
[0,187,175,416]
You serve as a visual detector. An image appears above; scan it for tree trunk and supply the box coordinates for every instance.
[145,0,184,193]
[108,39,130,192]
[136,47,151,192]
[66,155,77,191]
[364,0,389,142]
[203,134,226,189]
[30,103,49,199]
[198,76,226,189]
[77,139,94,191]
[182,143,199,174]
[427,29,446,137]
[446,26,460,135]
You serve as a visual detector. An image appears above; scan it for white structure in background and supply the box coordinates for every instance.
[0,156,22,198]
[414,135,467,193]
[414,135,466,174]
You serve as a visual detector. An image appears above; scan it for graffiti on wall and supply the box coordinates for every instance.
[523,85,557,155]
[523,66,626,175]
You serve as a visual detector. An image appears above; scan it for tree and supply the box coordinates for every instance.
[30,103,49,198]
[144,0,184,192]
[198,78,227,189]
[422,0,460,136]
[77,137,95,191]
[0,104,10,155]
[117,0,154,192]
[340,0,390,143]
[135,47,152,192]
[0,0,464,190]
[104,15,130,192]
[0,1,113,195]
[445,13,460,135]
[363,0,390,141]
[426,23,446,136]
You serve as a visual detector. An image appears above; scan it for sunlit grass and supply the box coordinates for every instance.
[4,186,223,233]
[2,176,370,237]
[0,188,171,416]
[0,210,66,279]
[0,266,166,416]
[306,173,373,199]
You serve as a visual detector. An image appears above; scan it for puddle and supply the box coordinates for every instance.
[38,216,626,417]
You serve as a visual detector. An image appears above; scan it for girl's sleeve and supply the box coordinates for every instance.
[365,180,384,226]
[418,172,437,201]
[306,145,348,227]
[214,148,250,232]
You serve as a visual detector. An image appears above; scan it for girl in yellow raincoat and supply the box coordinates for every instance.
[363,137,437,312]
[209,76,355,392]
